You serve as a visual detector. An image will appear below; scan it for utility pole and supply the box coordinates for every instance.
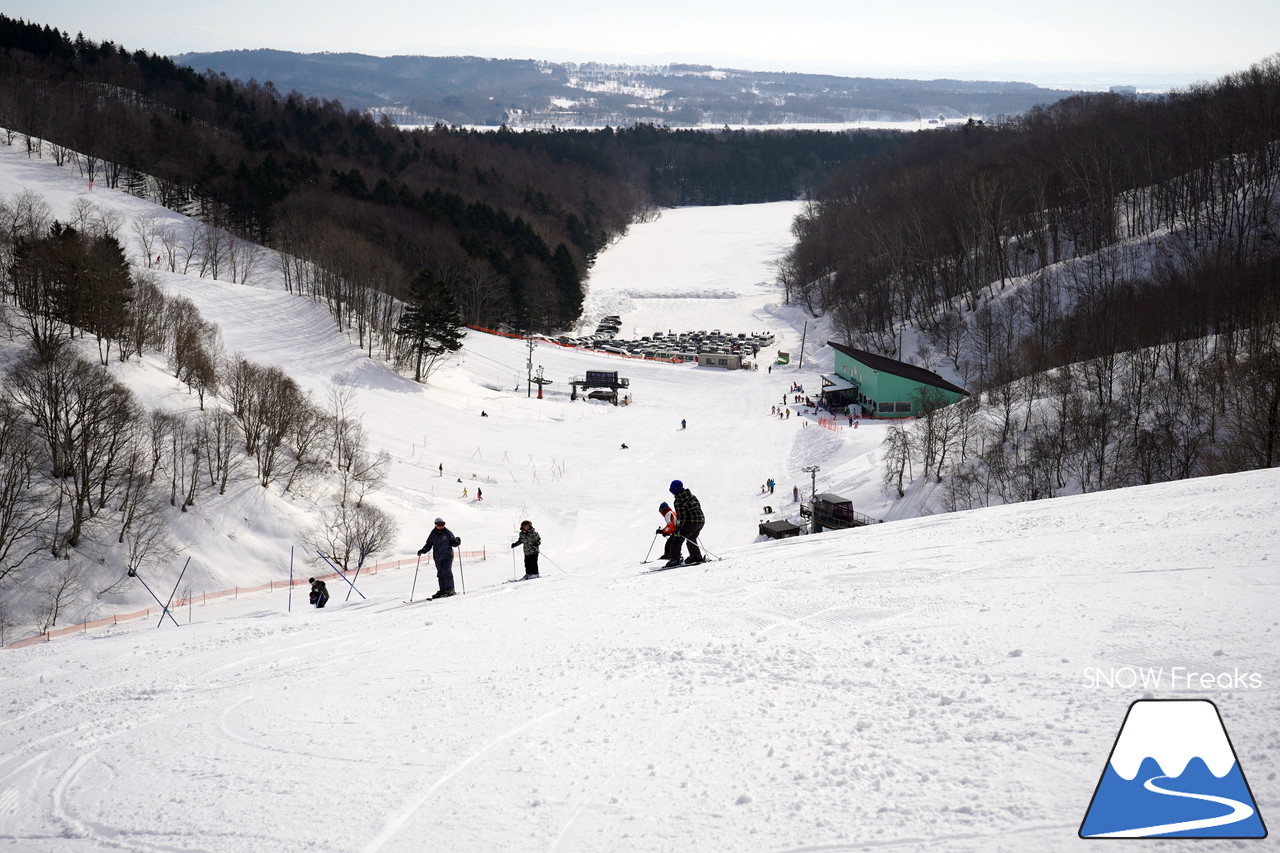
[803,464,820,500]
[526,334,534,397]
[802,464,820,534]
[798,320,808,369]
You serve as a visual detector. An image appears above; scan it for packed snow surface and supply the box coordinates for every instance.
[0,143,1277,851]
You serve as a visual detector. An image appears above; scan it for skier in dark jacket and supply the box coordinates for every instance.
[308,577,329,608]
[418,518,462,598]
[666,479,705,567]
[511,520,542,579]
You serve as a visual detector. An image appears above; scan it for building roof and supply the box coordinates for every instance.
[760,520,802,534]
[820,373,856,392]
[828,341,968,396]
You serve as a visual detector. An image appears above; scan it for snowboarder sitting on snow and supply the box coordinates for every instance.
[656,501,682,566]
[666,480,706,568]
[511,520,542,579]
[418,518,462,598]
[308,577,329,608]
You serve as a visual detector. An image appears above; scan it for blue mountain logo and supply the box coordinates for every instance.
[1080,699,1267,838]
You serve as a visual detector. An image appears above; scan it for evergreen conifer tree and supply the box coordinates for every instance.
[394,269,466,382]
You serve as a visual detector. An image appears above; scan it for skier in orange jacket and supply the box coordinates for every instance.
[656,501,680,565]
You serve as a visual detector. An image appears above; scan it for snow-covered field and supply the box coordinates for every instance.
[0,143,1277,851]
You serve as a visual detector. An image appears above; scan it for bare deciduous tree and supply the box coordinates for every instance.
[310,498,399,574]
[0,395,52,584]
[37,559,84,630]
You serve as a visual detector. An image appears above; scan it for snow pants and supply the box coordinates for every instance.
[676,522,704,562]
[524,552,539,576]
[435,554,455,593]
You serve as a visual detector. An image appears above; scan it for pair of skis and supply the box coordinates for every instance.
[404,574,541,604]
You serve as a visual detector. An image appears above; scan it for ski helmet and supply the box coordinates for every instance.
[659,501,670,512]
[669,480,683,494]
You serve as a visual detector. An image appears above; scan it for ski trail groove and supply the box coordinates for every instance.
[360,669,660,853]
[550,714,683,853]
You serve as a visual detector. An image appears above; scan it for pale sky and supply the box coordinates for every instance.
[7,0,1276,86]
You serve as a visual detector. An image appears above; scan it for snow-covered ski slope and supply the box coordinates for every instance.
[1,141,1278,851]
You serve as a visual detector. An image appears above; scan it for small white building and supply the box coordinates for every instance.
[698,352,743,369]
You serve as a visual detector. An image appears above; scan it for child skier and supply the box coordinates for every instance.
[656,501,681,566]
[511,520,542,579]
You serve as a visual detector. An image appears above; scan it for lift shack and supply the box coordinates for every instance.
[570,370,630,405]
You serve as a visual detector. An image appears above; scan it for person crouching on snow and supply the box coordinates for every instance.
[308,577,329,608]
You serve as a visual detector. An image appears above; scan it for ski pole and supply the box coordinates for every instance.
[642,532,658,563]
[128,567,181,627]
[538,551,577,577]
[314,551,367,600]
[409,553,422,602]
[696,539,722,561]
[345,557,367,602]
[157,556,192,628]
[456,547,466,594]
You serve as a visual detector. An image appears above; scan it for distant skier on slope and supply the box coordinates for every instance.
[511,519,542,579]
[418,518,462,598]
[666,480,705,568]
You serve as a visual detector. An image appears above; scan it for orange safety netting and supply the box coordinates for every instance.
[4,549,487,651]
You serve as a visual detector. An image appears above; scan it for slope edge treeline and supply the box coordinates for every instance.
[0,15,643,331]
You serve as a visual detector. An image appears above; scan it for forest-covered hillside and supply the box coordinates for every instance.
[0,15,919,333]
[173,49,1079,128]
[780,56,1280,503]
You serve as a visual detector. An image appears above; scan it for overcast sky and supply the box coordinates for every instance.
[8,0,1276,86]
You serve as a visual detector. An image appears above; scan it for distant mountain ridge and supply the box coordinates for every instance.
[173,49,1079,127]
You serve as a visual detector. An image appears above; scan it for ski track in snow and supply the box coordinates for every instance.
[363,664,667,853]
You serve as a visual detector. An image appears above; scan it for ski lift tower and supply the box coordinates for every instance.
[532,365,553,399]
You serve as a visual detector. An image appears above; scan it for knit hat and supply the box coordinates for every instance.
[669,480,683,494]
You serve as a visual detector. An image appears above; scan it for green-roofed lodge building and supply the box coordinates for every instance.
[824,341,968,418]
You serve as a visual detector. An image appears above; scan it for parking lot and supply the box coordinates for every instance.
[546,315,777,363]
